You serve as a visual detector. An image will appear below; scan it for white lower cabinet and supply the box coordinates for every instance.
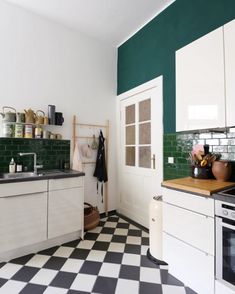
[0,176,84,261]
[48,178,84,239]
[163,233,214,294]
[48,187,83,238]
[162,188,215,294]
[0,181,48,253]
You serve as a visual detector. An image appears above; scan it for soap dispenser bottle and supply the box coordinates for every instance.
[9,158,16,173]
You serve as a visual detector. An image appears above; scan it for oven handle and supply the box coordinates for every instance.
[219,218,235,230]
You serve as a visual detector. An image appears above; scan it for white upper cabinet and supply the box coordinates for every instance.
[224,19,235,127]
[176,27,225,131]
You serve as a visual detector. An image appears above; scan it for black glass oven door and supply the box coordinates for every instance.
[222,222,235,286]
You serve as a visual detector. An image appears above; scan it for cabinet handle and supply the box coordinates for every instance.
[153,195,162,201]
[0,192,46,198]
[152,218,156,222]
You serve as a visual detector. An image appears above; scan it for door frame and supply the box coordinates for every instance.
[116,76,163,221]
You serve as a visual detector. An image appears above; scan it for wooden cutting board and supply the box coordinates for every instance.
[162,177,235,196]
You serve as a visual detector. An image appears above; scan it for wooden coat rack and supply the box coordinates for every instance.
[72,115,109,216]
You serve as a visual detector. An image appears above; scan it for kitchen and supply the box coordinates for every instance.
[0,0,235,293]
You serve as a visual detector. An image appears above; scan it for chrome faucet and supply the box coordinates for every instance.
[18,152,43,174]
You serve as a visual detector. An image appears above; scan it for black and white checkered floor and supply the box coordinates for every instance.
[0,215,196,294]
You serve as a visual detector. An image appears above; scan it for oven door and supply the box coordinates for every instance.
[216,216,235,288]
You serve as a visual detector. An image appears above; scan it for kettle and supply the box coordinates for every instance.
[24,108,36,124]
[35,110,45,125]
[0,106,16,122]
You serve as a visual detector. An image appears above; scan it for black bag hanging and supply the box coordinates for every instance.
[93,130,108,202]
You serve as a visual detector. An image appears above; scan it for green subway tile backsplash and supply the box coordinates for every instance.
[164,130,235,180]
[0,138,70,173]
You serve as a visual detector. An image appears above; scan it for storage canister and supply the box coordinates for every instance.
[48,105,55,125]
[2,123,13,137]
[43,130,50,139]
[24,124,33,138]
[14,124,24,138]
[16,112,25,123]
[35,126,42,138]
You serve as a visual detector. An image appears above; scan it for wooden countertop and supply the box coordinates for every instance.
[162,177,235,196]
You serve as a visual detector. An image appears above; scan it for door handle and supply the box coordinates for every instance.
[151,154,156,169]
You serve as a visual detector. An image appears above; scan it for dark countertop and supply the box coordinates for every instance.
[0,169,85,184]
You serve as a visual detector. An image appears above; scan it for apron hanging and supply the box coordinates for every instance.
[94,130,108,202]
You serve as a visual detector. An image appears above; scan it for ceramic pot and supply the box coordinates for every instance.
[191,165,212,179]
[212,160,232,182]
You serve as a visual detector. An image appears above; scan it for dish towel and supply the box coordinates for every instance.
[72,142,83,172]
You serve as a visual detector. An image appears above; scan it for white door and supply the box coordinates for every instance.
[118,77,163,228]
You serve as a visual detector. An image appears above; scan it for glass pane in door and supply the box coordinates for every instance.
[126,147,135,166]
[139,146,151,168]
[139,98,151,122]
[126,125,135,145]
[139,123,151,145]
[126,104,135,124]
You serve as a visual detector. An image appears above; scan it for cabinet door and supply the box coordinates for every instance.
[163,233,214,294]
[163,202,214,255]
[176,27,225,131]
[48,187,83,239]
[224,19,235,127]
[0,192,47,253]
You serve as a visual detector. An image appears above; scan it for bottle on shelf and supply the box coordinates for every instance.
[16,159,23,173]
[9,158,16,173]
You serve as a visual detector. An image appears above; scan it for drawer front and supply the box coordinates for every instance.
[162,187,214,217]
[49,177,84,191]
[163,233,214,294]
[163,202,214,255]
[0,180,47,198]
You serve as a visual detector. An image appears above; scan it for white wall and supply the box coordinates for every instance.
[0,0,117,213]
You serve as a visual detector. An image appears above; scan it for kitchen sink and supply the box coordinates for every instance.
[0,172,39,179]
[0,170,69,180]
[37,169,65,176]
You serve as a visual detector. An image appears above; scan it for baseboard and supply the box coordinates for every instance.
[99,210,116,219]
[0,230,83,263]
[116,212,149,233]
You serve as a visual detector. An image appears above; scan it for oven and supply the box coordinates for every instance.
[215,196,235,290]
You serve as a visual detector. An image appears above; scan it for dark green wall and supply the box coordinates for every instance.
[118,0,235,133]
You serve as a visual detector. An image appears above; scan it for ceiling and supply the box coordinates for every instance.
[5,0,174,47]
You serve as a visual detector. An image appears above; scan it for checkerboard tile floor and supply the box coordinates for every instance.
[0,215,197,294]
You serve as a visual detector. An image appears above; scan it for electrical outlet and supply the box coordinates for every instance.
[168,157,174,164]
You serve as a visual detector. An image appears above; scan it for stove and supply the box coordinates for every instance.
[214,186,235,205]
[218,187,235,197]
